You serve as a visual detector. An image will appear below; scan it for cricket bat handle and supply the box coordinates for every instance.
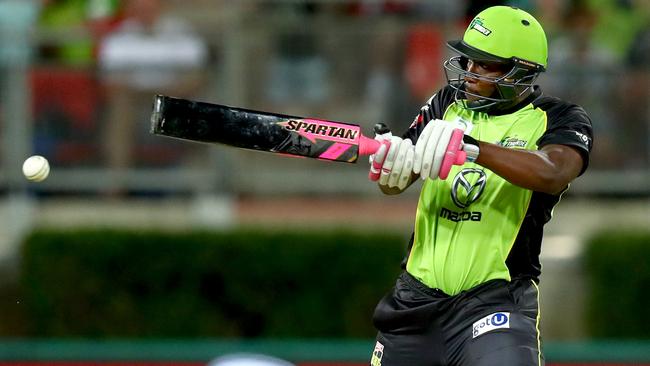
[361,129,468,182]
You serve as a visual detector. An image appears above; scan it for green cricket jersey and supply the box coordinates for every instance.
[403,86,593,295]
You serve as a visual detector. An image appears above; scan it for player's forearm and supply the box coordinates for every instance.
[474,142,576,195]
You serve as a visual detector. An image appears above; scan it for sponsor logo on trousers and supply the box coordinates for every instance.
[472,312,510,338]
[371,341,384,366]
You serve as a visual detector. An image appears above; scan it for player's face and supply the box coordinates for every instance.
[463,59,509,101]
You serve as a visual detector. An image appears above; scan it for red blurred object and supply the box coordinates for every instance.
[30,66,100,130]
[404,24,444,101]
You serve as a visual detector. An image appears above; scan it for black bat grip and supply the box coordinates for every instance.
[373,123,391,135]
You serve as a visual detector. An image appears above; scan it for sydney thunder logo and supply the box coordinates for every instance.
[469,17,492,36]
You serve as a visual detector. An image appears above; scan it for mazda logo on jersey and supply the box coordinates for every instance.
[451,168,487,208]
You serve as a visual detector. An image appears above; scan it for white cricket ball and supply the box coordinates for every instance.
[22,155,50,182]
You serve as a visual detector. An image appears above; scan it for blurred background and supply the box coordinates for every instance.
[0,0,648,364]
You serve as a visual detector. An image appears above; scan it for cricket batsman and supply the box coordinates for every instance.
[368,6,593,365]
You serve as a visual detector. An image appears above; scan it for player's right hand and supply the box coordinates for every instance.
[370,134,415,190]
[369,130,391,180]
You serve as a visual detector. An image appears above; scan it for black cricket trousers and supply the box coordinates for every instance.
[370,271,543,366]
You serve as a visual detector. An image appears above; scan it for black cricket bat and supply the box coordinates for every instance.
[150,95,382,162]
[149,95,466,180]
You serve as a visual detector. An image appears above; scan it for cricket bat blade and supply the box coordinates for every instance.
[150,95,382,164]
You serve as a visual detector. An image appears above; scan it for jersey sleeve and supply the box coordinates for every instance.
[535,100,593,176]
[402,85,456,143]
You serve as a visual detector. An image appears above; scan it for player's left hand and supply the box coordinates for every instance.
[413,119,464,180]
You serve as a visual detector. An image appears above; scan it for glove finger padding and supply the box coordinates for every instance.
[419,123,446,179]
[369,132,392,165]
[397,147,415,190]
[379,136,405,186]
[427,126,454,180]
[387,138,414,188]
[369,143,388,180]
[413,120,435,175]
[368,131,392,181]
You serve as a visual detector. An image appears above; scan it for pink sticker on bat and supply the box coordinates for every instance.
[319,143,352,160]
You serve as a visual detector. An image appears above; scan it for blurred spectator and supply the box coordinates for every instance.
[345,1,412,17]
[38,0,119,66]
[98,0,208,192]
[588,0,647,62]
[463,0,504,23]
[626,25,650,70]
[264,2,329,112]
[361,25,402,126]
[615,7,650,168]
[402,24,444,104]
[28,1,119,167]
[0,0,42,70]
[543,0,620,168]
[207,353,294,366]
[0,0,43,188]
[358,1,464,130]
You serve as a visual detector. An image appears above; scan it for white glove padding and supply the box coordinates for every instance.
[413,119,459,180]
[370,135,415,190]
[380,137,414,189]
[368,131,392,167]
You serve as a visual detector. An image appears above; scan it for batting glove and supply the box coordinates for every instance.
[413,119,466,180]
[369,132,415,190]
